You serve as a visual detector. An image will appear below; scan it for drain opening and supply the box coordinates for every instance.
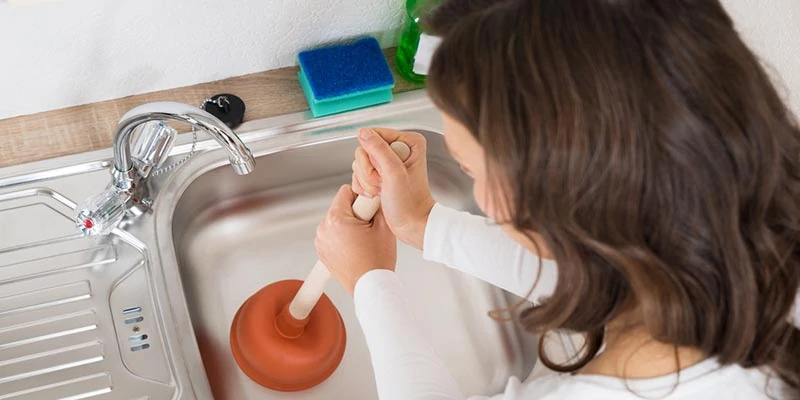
[131,343,150,352]
[129,333,149,342]
[124,316,144,324]
[122,306,142,315]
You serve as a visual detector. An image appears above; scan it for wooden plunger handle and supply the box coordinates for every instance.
[287,141,411,321]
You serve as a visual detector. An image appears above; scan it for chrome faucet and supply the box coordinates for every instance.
[76,101,256,236]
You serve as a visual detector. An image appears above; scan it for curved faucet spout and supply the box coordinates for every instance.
[113,101,255,183]
[77,101,255,236]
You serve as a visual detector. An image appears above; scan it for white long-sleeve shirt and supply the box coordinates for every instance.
[353,204,788,400]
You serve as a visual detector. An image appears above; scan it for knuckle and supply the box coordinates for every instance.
[356,153,371,171]
[352,181,363,193]
[358,175,379,186]
[328,213,343,227]
[365,179,379,189]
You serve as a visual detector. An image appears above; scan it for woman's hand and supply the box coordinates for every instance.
[352,128,435,250]
[315,185,397,295]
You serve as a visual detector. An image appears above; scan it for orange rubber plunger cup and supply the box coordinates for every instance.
[229,279,346,392]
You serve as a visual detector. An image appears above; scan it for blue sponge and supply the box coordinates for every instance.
[298,37,395,117]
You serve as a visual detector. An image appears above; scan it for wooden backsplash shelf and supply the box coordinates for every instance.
[0,48,421,168]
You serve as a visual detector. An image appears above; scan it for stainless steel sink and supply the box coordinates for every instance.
[161,131,535,399]
[0,91,539,399]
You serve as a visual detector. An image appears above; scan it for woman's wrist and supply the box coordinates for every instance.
[400,197,435,250]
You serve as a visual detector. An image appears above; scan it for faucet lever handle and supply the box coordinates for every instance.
[76,185,127,236]
[130,121,178,179]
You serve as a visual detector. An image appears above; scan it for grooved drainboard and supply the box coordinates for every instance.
[0,188,177,399]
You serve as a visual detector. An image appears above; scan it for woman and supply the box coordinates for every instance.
[314,0,800,398]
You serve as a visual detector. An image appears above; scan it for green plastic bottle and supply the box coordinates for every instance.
[396,0,441,84]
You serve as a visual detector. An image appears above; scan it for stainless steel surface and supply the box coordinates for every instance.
[0,91,538,399]
[77,101,256,237]
[0,188,178,399]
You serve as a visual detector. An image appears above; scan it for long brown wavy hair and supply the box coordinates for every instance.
[425,0,800,395]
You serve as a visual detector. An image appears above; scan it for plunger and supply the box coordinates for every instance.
[230,141,411,391]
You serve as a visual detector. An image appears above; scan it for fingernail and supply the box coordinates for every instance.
[359,129,373,140]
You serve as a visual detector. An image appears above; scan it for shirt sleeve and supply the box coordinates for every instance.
[354,269,465,400]
[352,205,562,400]
[422,203,558,303]
[355,269,529,400]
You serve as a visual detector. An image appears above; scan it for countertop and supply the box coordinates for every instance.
[0,48,420,169]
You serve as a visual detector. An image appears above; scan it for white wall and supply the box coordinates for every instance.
[0,0,404,119]
[722,0,800,117]
[0,0,797,120]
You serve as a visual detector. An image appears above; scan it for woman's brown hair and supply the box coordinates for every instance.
[425,0,800,395]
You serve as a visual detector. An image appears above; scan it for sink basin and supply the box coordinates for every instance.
[161,127,537,398]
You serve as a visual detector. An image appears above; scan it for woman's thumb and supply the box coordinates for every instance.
[329,184,357,216]
[358,129,405,179]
